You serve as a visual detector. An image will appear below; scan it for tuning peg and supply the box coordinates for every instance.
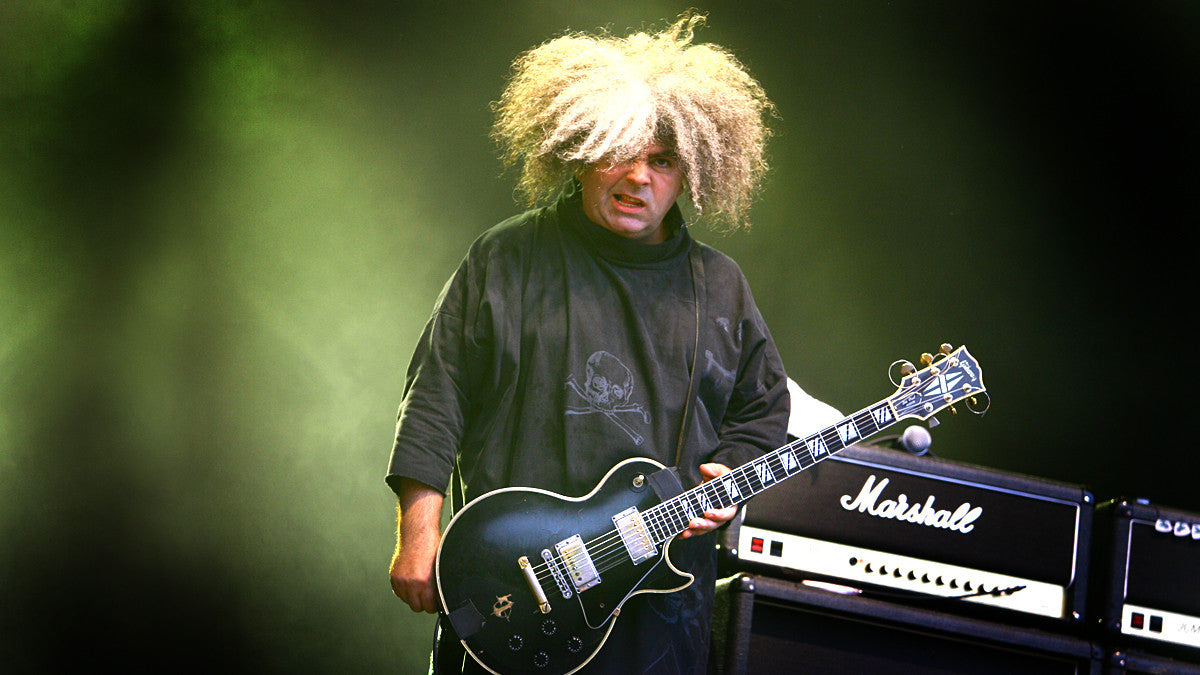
[920,353,934,366]
[939,343,954,355]
[966,392,991,415]
[889,359,919,387]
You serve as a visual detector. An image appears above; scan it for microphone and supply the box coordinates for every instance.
[896,424,933,456]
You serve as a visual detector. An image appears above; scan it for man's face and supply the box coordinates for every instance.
[578,143,685,245]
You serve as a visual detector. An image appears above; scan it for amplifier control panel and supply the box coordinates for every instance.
[737,525,1069,619]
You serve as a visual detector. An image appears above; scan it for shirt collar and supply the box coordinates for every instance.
[557,183,691,265]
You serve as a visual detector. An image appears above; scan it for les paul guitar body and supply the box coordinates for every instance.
[436,458,689,674]
[435,345,987,675]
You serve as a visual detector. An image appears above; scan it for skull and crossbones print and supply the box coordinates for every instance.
[565,350,649,445]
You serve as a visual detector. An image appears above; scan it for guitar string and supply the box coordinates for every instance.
[527,470,743,582]
[525,389,937,590]
[528,442,818,586]
[574,445,805,576]
[527,438,819,585]
[528,455,771,582]
[529,412,878,581]
[526,407,895,586]
[553,393,955,585]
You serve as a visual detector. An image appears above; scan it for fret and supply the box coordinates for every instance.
[717,473,739,502]
[834,417,862,446]
[733,466,756,494]
[665,498,688,529]
[852,408,879,439]
[776,447,802,476]
[821,424,843,452]
[671,496,692,526]
[803,430,830,461]
[701,482,731,511]
[868,401,896,430]
[746,460,769,493]
[790,441,817,471]
[762,449,786,479]
[646,509,668,542]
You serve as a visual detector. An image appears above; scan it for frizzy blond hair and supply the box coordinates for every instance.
[491,12,775,229]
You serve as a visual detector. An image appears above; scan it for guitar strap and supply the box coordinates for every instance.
[650,242,703,502]
[673,241,704,468]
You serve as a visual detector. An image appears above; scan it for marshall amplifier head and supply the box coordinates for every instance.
[718,442,1094,628]
[1094,499,1200,660]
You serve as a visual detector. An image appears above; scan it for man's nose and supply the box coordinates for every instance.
[623,160,651,184]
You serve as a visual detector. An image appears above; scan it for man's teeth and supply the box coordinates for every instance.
[615,194,644,206]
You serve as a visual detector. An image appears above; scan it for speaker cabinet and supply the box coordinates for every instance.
[710,574,1100,674]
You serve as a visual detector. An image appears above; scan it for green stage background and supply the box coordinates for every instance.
[2,1,1196,671]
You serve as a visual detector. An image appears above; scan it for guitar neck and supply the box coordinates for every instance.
[641,398,902,544]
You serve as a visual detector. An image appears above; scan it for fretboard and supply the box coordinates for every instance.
[640,399,901,544]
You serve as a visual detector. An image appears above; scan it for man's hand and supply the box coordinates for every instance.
[389,479,444,614]
[679,462,738,538]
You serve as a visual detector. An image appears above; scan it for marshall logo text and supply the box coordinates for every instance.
[840,475,983,534]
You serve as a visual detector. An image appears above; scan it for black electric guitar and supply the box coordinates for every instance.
[436,344,986,674]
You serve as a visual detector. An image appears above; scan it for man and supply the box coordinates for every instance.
[388,13,789,673]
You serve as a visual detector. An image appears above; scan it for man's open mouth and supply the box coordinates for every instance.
[614,194,645,207]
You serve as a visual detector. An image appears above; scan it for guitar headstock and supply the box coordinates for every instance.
[888,344,987,421]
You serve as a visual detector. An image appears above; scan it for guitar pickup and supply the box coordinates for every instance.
[555,534,601,593]
[613,507,658,564]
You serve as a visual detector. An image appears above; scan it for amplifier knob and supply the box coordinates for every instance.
[907,571,917,581]
[964,581,973,592]
[922,574,931,583]
[935,576,944,586]
[949,579,958,589]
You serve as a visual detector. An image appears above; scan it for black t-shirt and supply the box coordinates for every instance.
[387,187,789,673]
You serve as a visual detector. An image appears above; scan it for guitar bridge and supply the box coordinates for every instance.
[555,534,601,593]
[542,548,573,599]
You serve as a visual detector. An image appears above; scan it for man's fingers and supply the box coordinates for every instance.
[393,579,440,614]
